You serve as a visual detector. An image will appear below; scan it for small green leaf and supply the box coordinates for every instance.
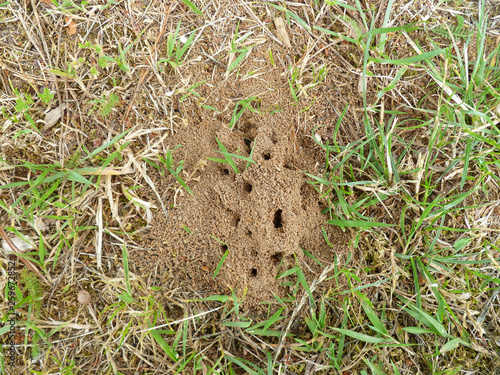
[286,10,310,31]
[38,88,54,104]
[83,129,131,161]
[296,268,315,307]
[177,30,198,61]
[167,167,194,196]
[453,237,471,251]
[49,69,74,78]
[215,151,256,164]
[277,266,298,279]
[117,293,135,303]
[225,355,262,375]
[262,308,284,331]
[440,338,466,353]
[65,171,95,186]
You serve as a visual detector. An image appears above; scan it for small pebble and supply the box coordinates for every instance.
[77,290,91,305]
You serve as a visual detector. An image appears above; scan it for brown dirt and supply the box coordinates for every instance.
[130,40,363,310]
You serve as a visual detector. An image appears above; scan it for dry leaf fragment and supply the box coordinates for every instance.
[34,216,49,233]
[274,17,291,48]
[43,104,67,132]
[64,17,77,35]
[0,227,51,286]
[1,235,34,254]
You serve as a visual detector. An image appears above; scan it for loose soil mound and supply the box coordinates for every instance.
[131,44,360,308]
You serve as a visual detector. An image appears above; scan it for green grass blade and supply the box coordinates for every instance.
[121,242,133,297]
[192,295,230,303]
[402,301,448,337]
[167,167,194,196]
[223,321,252,328]
[266,351,272,375]
[296,268,315,308]
[372,48,448,65]
[362,357,385,375]
[359,298,388,336]
[82,129,131,162]
[288,78,298,102]
[214,248,229,278]
[216,151,256,164]
[179,0,203,15]
[402,327,435,335]
[150,330,178,362]
[330,328,393,344]
[0,181,29,189]
[363,23,416,38]
[228,49,249,72]
[225,355,263,375]
[440,338,468,353]
[245,139,257,171]
[263,308,284,331]
[177,30,198,61]
[65,171,94,186]
[378,0,396,52]
[376,67,408,100]
[460,139,472,190]
[313,26,358,44]
[328,219,394,228]
[215,137,239,174]
[286,10,310,32]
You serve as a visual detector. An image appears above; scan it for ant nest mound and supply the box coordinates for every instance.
[134,112,349,310]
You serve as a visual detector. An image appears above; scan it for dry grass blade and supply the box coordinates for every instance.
[96,197,103,269]
[43,104,68,132]
[75,167,134,176]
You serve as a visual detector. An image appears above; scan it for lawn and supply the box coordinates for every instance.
[1,0,500,374]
